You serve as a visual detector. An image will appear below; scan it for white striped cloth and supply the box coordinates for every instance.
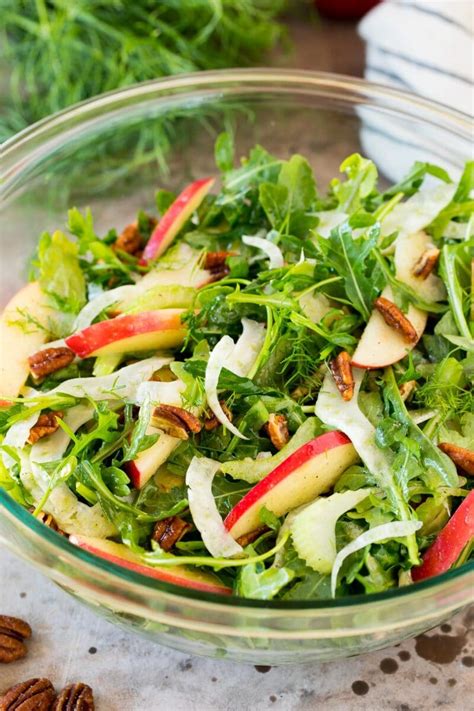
[358,0,474,181]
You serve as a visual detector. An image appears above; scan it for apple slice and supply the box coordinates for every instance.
[351,286,427,369]
[224,431,358,540]
[65,309,187,358]
[394,230,445,303]
[70,535,232,595]
[0,281,59,398]
[141,177,215,263]
[125,425,181,489]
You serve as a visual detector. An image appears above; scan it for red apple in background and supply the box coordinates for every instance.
[141,177,215,264]
[224,431,358,540]
[70,535,232,595]
[65,309,187,358]
[315,0,380,21]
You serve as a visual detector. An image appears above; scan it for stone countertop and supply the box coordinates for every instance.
[1,14,473,711]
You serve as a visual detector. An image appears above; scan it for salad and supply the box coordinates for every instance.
[0,134,472,600]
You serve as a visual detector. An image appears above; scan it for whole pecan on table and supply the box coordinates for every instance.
[439,442,474,476]
[152,404,202,440]
[0,615,32,664]
[0,678,55,711]
[27,412,64,446]
[52,682,95,711]
[203,401,233,431]
[412,246,440,280]
[263,413,290,451]
[28,347,75,381]
[373,296,419,344]
[329,351,355,402]
[152,516,192,552]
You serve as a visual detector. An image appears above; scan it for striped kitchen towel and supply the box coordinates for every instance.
[357,1,473,181]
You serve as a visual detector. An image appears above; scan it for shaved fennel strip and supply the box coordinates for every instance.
[243,234,284,269]
[205,336,248,439]
[186,456,244,558]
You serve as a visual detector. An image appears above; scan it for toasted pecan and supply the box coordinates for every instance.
[439,442,474,476]
[398,379,417,402]
[329,351,355,401]
[374,296,419,344]
[28,347,75,380]
[203,402,233,431]
[113,223,142,255]
[236,527,268,547]
[152,516,192,552]
[204,251,235,271]
[412,246,440,280]
[52,682,94,711]
[27,411,64,445]
[30,508,64,535]
[0,615,32,664]
[152,404,202,440]
[0,678,56,710]
[263,413,290,450]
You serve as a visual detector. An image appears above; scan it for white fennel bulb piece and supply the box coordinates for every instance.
[186,456,244,558]
[242,233,284,269]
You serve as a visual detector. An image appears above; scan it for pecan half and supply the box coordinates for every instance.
[52,683,94,711]
[236,527,268,547]
[203,402,233,431]
[152,516,192,551]
[413,246,440,280]
[399,379,417,402]
[329,351,355,401]
[0,678,55,711]
[152,404,202,440]
[29,509,64,535]
[0,615,32,664]
[263,413,289,450]
[374,296,419,344]
[28,347,74,380]
[439,442,474,476]
[27,411,63,445]
[204,251,234,271]
[113,223,142,256]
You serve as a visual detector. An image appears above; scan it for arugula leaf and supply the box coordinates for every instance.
[331,153,378,213]
[214,131,235,173]
[259,154,317,237]
[155,189,176,216]
[439,241,473,340]
[318,222,381,320]
[33,230,86,315]
[368,161,450,209]
[430,161,474,239]
[134,478,188,520]
[122,398,158,462]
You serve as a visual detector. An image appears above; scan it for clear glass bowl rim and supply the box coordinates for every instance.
[0,68,472,612]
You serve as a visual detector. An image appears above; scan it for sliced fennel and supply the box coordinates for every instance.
[242,233,284,269]
[205,336,246,439]
[290,489,372,574]
[221,417,322,483]
[226,318,266,377]
[186,456,243,558]
[330,519,422,597]
[136,379,185,407]
[315,369,419,563]
[380,183,456,240]
[38,357,171,404]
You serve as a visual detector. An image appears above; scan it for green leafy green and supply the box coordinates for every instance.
[32,230,86,315]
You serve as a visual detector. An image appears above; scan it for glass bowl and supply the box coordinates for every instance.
[0,69,472,665]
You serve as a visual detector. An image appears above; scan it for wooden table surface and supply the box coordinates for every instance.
[1,15,472,711]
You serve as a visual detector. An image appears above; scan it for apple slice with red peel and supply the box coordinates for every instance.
[224,431,358,540]
[141,177,215,263]
[0,282,59,398]
[125,425,180,489]
[70,535,232,595]
[65,309,187,358]
[351,287,427,370]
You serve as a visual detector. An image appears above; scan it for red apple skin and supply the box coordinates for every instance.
[65,309,187,358]
[125,427,180,489]
[224,431,357,539]
[141,177,215,263]
[412,491,474,582]
[70,535,232,595]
